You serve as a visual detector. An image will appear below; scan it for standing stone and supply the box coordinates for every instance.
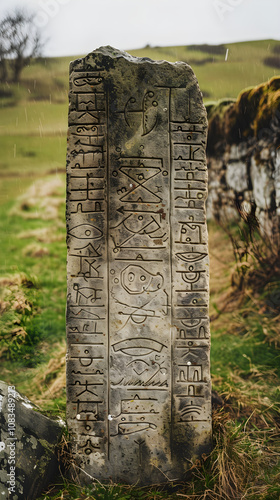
[66,46,211,484]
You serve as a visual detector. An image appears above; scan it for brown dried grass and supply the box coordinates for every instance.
[23,243,50,258]
[18,226,64,243]
[9,177,65,220]
[0,273,34,314]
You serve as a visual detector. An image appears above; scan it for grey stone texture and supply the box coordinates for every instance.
[66,46,211,485]
[0,380,64,500]
[207,139,280,235]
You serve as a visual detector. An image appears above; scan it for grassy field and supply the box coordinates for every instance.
[0,40,280,499]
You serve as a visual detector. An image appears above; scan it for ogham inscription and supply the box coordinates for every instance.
[66,46,211,484]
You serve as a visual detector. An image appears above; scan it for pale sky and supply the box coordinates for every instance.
[0,0,279,57]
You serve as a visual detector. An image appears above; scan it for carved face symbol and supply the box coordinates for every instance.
[121,265,163,294]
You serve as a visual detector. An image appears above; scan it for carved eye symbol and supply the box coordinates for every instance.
[128,272,135,282]
[140,275,146,282]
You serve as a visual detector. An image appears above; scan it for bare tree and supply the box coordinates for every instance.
[0,41,8,81]
[0,8,42,83]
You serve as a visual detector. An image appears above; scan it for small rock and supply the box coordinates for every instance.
[0,381,65,500]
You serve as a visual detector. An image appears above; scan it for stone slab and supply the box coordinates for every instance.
[66,46,211,484]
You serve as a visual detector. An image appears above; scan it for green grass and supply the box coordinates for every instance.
[0,175,67,413]
[0,100,67,136]
[0,134,66,173]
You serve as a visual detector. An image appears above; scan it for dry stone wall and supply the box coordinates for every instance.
[207,139,280,234]
[206,79,280,235]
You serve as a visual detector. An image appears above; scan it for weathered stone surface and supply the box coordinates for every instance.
[66,46,211,484]
[250,157,274,210]
[0,381,65,500]
[226,161,248,192]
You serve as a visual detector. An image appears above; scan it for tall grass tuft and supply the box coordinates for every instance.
[218,200,280,319]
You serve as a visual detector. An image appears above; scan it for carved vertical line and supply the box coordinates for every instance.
[168,86,174,459]
[106,87,110,460]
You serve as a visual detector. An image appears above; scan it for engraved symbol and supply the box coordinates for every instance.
[75,135,102,149]
[74,94,105,113]
[178,267,205,284]
[72,368,104,376]
[175,160,206,173]
[118,395,158,415]
[112,295,161,328]
[73,283,102,305]
[79,438,101,455]
[79,357,98,367]
[73,73,103,87]
[176,217,205,245]
[69,172,104,203]
[74,124,104,136]
[173,143,203,161]
[75,399,102,417]
[68,224,103,240]
[119,163,162,203]
[128,358,167,385]
[112,338,166,356]
[177,325,209,339]
[71,380,102,398]
[110,397,158,436]
[111,213,166,251]
[69,308,105,320]
[69,321,102,334]
[70,243,103,280]
[122,91,159,136]
[70,147,105,168]
[178,364,202,382]
[116,422,157,435]
[134,439,145,466]
[70,201,103,214]
[127,359,149,376]
[176,266,207,293]
[112,355,168,388]
[72,242,101,257]
[121,265,163,294]
[176,248,207,263]
[175,182,205,201]
[180,401,202,422]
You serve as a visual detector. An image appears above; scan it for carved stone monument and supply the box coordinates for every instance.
[66,46,211,484]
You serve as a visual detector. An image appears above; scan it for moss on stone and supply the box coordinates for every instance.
[207,76,280,151]
[206,98,236,153]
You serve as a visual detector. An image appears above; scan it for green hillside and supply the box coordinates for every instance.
[130,39,280,101]
[1,39,280,188]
